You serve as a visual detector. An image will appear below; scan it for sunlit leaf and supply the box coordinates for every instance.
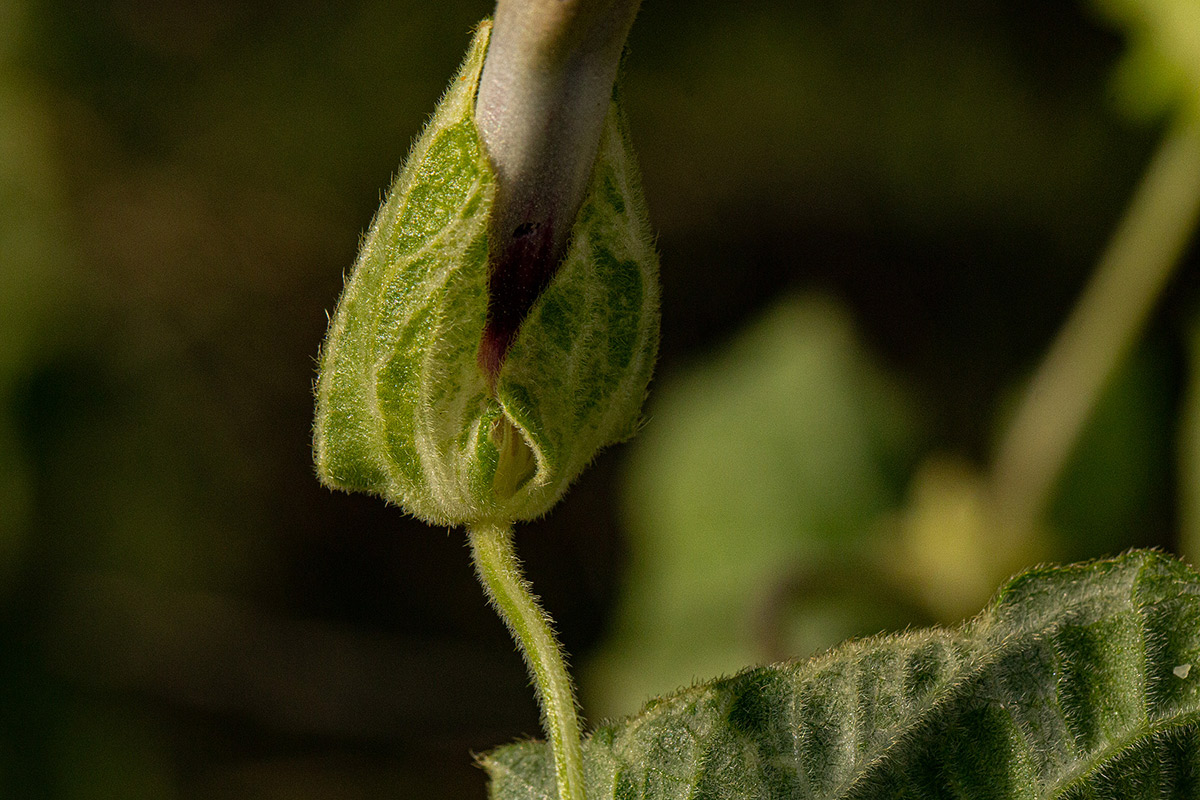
[490,550,1200,799]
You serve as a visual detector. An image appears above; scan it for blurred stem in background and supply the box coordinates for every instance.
[991,97,1200,540]
[1180,314,1200,565]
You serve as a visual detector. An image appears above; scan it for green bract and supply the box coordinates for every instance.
[313,22,660,527]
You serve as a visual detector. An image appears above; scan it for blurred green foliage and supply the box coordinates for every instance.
[583,0,1200,726]
[1091,0,1200,119]
[585,296,922,716]
[1050,342,1175,559]
[0,0,75,593]
[1,0,1197,797]
[585,298,1178,719]
[1179,313,1200,567]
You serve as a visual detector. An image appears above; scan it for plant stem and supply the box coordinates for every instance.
[990,103,1200,532]
[468,522,585,800]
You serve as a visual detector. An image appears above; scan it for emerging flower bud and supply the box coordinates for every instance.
[313,21,659,527]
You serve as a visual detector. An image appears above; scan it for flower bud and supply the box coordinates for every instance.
[313,21,659,527]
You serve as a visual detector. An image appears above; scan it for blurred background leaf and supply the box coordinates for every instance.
[1090,0,1200,120]
[584,295,922,718]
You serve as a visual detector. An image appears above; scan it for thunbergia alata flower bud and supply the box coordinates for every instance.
[313,22,659,527]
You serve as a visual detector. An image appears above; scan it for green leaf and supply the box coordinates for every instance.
[585,296,920,718]
[486,550,1200,799]
[1091,0,1200,120]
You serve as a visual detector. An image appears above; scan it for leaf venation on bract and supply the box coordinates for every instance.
[313,21,660,526]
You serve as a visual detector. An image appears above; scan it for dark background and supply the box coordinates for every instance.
[1,0,1194,797]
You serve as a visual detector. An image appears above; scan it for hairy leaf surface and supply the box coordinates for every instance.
[485,550,1200,799]
[313,23,659,526]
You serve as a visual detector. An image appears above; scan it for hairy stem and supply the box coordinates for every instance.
[469,522,585,800]
[991,103,1200,531]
